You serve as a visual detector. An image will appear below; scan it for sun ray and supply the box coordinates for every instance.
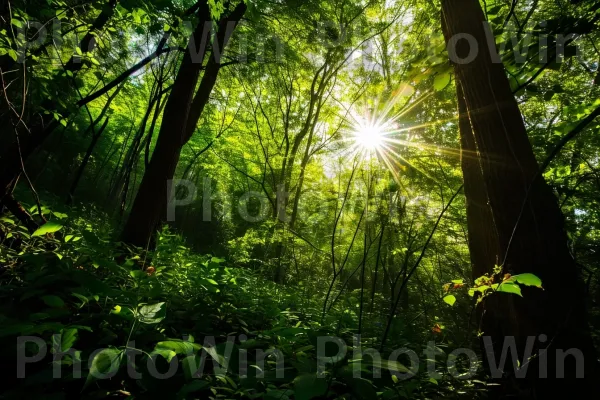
[337,82,471,192]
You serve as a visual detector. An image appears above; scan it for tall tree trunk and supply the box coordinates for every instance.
[456,82,500,279]
[120,1,247,247]
[441,0,598,397]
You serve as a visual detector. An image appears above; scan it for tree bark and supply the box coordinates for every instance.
[441,0,598,397]
[456,82,500,279]
[120,1,247,247]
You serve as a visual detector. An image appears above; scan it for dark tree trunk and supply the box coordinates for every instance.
[442,0,598,397]
[120,1,247,247]
[456,82,500,279]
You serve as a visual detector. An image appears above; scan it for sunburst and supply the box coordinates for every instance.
[339,87,462,192]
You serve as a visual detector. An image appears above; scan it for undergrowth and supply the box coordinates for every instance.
[0,203,486,400]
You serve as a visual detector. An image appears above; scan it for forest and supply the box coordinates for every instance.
[1,0,600,398]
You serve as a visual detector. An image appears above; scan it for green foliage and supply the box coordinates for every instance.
[0,207,485,399]
[442,294,456,306]
[3,0,600,397]
[32,221,63,237]
[465,272,543,302]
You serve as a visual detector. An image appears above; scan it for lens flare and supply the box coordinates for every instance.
[353,122,386,151]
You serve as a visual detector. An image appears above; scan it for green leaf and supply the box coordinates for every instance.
[154,340,201,356]
[85,348,123,388]
[487,5,504,15]
[71,293,88,306]
[11,18,23,28]
[65,234,74,242]
[151,347,177,362]
[32,221,63,237]
[137,302,166,324]
[295,345,314,353]
[7,49,17,61]
[0,216,15,225]
[294,373,328,400]
[443,294,456,306]
[513,273,543,289]
[130,270,146,279]
[433,73,451,91]
[52,328,78,353]
[496,282,523,297]
[163,23,171,32]
[42,295,65,308]
[111,305,135,320]
[204,345,226,367]
[53,211,68,219]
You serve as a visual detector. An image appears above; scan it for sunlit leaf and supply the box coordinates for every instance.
[513,273,543,289]
[434,72,451,91]
[496,282,523,297]
[32,221,63,237]
[443,294,456,306]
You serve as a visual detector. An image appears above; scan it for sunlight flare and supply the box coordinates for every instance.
[353,121,386,151]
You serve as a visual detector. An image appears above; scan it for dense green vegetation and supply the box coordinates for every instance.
[2,0,600,398]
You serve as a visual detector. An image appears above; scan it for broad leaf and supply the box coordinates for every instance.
[42,295,65,308]
[496,282,523,297]
[154,340,201,356]
[204,345,226,368]
[513,273,543,289]
[443,294,456,306]
[32,221,63,237]
[137,302,166,324]
[85,348,123,388]
[434,72,451,91]
[52,328,78,353]
[151,347,177,362]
